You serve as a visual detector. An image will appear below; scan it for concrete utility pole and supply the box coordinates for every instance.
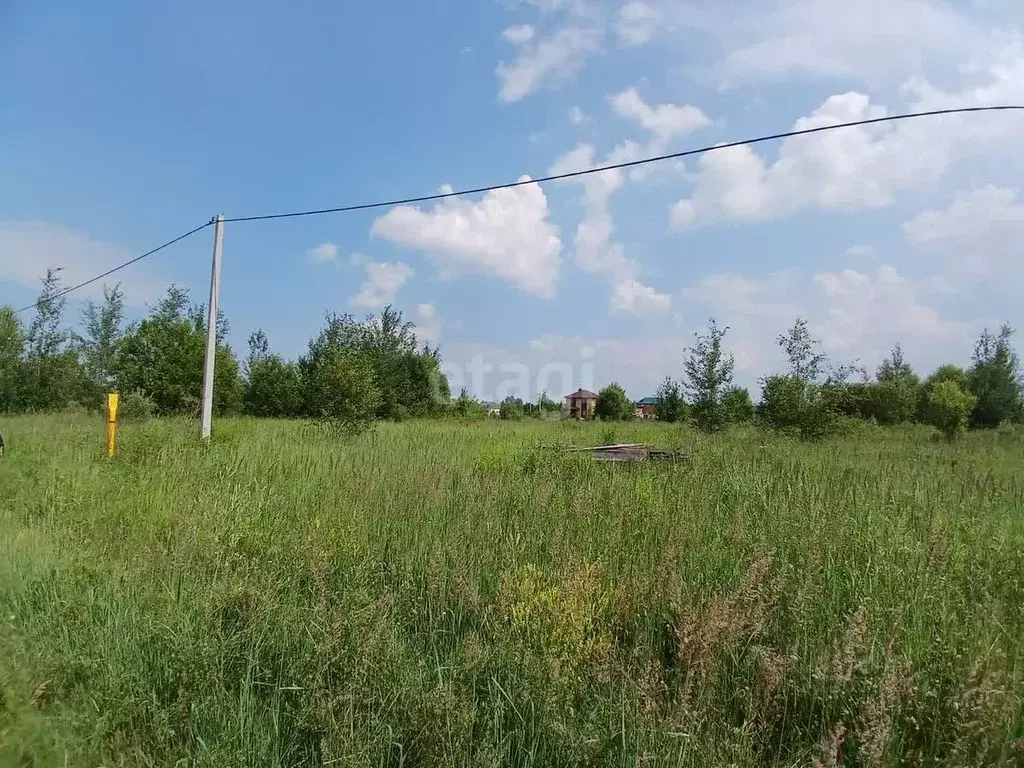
[200,215,224,440]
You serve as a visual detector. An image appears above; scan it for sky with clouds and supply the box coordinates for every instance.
[2,0,1023,400]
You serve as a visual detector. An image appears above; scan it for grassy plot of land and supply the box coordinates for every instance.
[1,415,1023,766]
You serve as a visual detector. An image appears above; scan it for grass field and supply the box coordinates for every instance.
[1,415,1023,766]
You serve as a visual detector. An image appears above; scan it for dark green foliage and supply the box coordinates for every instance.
[968,324,1023,428]
[683,318,734,432]
[307,347,380,434]
[22,269,81,411]
[919,365,971,424]
[298,307,449,421]
[758,374,807,432]
[499,396,525,421]
[452,388,487,419]
[654,376,686,423]
[243,331,303,418]
[595,383,634,421]
[0,306,25,412]
[118,389,156,421]
[721,386,755,424]
[76,284,125,409]
[117,286,242,416]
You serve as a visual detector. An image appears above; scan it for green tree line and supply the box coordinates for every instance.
[644,316,1023,439]
[0,273,449,431]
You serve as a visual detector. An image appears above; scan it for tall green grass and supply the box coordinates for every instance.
[1,415,1022,766]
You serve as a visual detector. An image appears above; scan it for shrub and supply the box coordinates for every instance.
[499,396,524,421]
[758,375,806,432]
[118,389,156,421]
[929,380,976,441]
[595,383,634,421]
[721,386,755,424]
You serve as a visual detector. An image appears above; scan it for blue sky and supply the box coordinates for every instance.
[3,0,1023,400]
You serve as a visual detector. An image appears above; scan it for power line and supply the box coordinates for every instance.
[222,105,1024,223]
[15,219,213,315]
[17,104,1024,312]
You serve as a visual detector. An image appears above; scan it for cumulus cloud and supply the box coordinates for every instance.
[497,25,603,102]
[307,242,338,264]
[904,185,1024,280]
[610,87,711,144]
[671,91,957,228]
[550,143,670,315]
[617,1,663,45]
[371,176,562,298]
[568,105,589,125]
[502,24,535,45]
[352,261,414,309]
[0,221,170,306]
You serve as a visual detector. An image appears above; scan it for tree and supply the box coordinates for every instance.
[77,284,125,408]
[929,380,976,441]
[683,318,734,432]
[243,330,302,417]
[299,307,449,420]
[919,364,970,424]
[876,343,917,385]
[499,396,525,420]
[306,347,380,435]
[654,376,686,423]
[0,307,25,412]
[117,286,242,415]
[23,269,80,411]
[537,392,563,417]
[721,386,755,424]
[595,382,634,421]
[452,388,486,419]
[778,317,826,383]
[758,375,807,432]
[968,324,1023,428]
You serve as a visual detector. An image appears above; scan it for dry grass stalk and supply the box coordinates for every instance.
[814,723,847,768]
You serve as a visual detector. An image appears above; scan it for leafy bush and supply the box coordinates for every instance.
[721,386,755,424]
[306,348,380,435]
[929,380,976,441]
[118,389,156,421]
[499,396,524,421]
[595,383,634,421]
[758,375,806,432]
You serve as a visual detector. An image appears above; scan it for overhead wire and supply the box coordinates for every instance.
[15,219,213,314]
[222,105,1024,223]
[16,104,1024,312]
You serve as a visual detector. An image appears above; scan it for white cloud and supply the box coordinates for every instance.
[502,23,535,44]
[371,176,562,298]
[568,105,589,125]
[0,221,170,306]
[413,301,441,345]
[611,279,672,315]
[812,264,968,354]
[668,0,1008,86]
[352,261,414,309]
[307,242,338,264]
[904,185,1024,280]
[550,143,669,315]
[610,87,711,144]
[617,1,664,46]
[681,265,974,380]
[497,25,603,102]
[671,91,955,228]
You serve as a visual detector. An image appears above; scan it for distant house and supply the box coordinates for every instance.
[636,397,659,419]
[564,388,598,419]
[481,401,501,417]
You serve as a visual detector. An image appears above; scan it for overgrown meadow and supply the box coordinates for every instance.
[1,415,1023,766]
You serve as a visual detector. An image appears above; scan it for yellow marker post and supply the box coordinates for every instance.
[106,393,120,457]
